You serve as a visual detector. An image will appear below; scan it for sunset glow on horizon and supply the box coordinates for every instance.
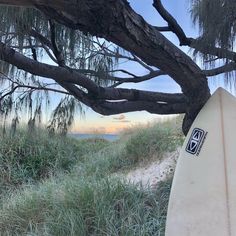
[70,111,178,134]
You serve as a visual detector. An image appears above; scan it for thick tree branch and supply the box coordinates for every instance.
[59,83,187,115]
[0,42,100,94]
[33,0,210,101]
[95,100,187,115]
[97,87,186,103]
[0,41,186,107]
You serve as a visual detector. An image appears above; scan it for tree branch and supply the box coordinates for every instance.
[97,87,186,103]
[203,62,236,76]
[58,82,187,115]
[152,0,236,62]
[154,26,171,32]
[79,69,166,84]
[0,41,186,109]
[153,0,192,46]
[94,100,187,115]
[0,41,100,94]
[48,19,66,66]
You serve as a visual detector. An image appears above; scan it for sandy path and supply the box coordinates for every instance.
[124,148,180,188]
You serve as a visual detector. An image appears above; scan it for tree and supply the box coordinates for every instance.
[0,0,235,135]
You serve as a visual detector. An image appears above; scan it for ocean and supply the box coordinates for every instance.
[69,133,119,141]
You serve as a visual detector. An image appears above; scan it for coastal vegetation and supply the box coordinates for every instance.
[0,117,183,235]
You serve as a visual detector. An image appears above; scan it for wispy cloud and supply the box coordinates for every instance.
[113,114,126,121]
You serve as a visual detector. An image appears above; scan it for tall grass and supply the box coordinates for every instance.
[125,118,183,164]
[0,117,183,235]
[0,176,172,235]
[0,128,109,195]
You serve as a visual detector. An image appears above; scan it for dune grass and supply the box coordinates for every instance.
[0,176,172,235]
[0,128,109,196]
[0,117,183,235]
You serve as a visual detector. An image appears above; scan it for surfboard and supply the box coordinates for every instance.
[165,87,236,236]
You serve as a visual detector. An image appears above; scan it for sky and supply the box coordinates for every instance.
[70,0,228,134]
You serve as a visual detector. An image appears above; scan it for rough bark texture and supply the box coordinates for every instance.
[0,0,212,135]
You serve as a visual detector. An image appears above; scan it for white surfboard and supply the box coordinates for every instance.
[165,88,236,236]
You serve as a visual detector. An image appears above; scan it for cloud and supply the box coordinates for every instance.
[113,114,126,121]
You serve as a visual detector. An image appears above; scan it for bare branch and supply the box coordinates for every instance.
[111,70,165,83]
[152,0,236,62]
[40,44,58,64]
[48,20,66,66]
[203,62,236,76]
[93,39,155,71]
[154,26,171,32]
[78,69,166,84]
[0,83,69,102]
[109,69,137,77]
[131,54,154,72]
[59,82,187,115]
[153,0,192,46]
[29,29,53,49]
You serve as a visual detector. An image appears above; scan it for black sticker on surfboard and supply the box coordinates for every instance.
[186,128,206,155]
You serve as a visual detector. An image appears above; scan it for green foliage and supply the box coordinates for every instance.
[0,119,182,235]
[47,97,84,135]
[0,128,109,194]
[191,0,236,50]
[0,177,172,236]
[125,118,184,164]
[190,0,236,88]
[0,5,118,133]
[78,119,183,179]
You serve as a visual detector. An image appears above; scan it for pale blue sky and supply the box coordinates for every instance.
[69,0,229,133]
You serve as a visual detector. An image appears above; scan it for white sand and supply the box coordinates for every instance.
[124,148,180,188]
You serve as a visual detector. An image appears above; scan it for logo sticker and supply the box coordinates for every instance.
[186,128,207,155]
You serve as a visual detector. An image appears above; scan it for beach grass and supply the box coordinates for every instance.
[0,117,183,235]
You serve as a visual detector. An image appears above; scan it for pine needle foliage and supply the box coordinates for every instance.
[190,0,236,87]
[190,0,236,50]
[0,6,117,133]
